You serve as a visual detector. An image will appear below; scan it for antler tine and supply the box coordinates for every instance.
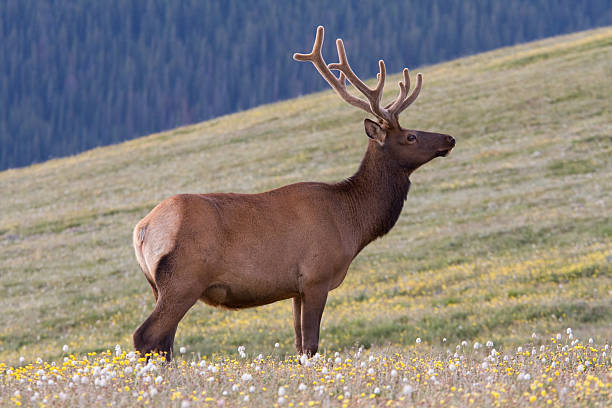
[385,68,409,110]
[397,72,422,112]
[328,40,396,126]
[386,70,422,116]
[292,26,324,62]
[293,26,371,113]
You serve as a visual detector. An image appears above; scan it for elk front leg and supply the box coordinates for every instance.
[292,296,303,355]
[300,286,328,357]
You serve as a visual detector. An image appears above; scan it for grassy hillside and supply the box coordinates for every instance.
[0,26,611,370]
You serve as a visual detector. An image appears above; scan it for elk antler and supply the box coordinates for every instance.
[293,26,422,129]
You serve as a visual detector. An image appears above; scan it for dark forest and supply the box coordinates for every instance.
[1,0,611,170]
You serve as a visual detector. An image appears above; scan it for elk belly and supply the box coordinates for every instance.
[200,281,297,309]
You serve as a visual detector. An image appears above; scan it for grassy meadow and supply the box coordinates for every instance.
[0,27,611,406]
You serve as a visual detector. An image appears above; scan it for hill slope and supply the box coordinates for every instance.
[0,27,611,364]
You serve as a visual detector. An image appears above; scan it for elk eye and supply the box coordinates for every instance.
[407,134,417,143]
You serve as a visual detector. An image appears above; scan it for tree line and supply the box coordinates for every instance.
[1,0,611,170]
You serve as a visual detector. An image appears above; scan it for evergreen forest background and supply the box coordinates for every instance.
[1,0,611,170]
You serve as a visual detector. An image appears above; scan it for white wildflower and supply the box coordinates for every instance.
[391,369,398,377]
[154,375,163,384]
[249,386,256,393]
[416,338,422,344]
[448,363,456,372]
[486,341,494,348]
[181,400,191,408]
[278,386,285,396]
[115,344,122,357]
[278,397,286,405]
[298,383,307,391]
[577,364,585,372]
[402,385,414,395]
[589,338,593,344]
[274,343,280,348]
[241,373,252,382]
[373,387,381,395]
[243,396,250,402]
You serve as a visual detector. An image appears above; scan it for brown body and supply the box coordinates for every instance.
[133,27,455,360]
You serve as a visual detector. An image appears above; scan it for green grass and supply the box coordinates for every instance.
[0,27,611,365]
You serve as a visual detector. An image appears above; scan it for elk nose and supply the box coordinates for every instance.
[445,135,455,147]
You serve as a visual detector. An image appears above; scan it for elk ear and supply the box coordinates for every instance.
[364,119,387,146]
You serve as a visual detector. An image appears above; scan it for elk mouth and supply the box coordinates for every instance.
[436,148,453,157]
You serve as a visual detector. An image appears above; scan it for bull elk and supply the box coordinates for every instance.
[132,26,455,360]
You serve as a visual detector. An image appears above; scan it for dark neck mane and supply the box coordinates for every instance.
[333,141,411,254]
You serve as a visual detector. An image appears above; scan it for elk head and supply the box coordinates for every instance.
[293,26,455,172]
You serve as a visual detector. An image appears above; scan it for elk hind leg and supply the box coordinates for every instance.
[133,256,200,361]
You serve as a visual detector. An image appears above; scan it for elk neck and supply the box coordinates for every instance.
[333,140,411,255]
